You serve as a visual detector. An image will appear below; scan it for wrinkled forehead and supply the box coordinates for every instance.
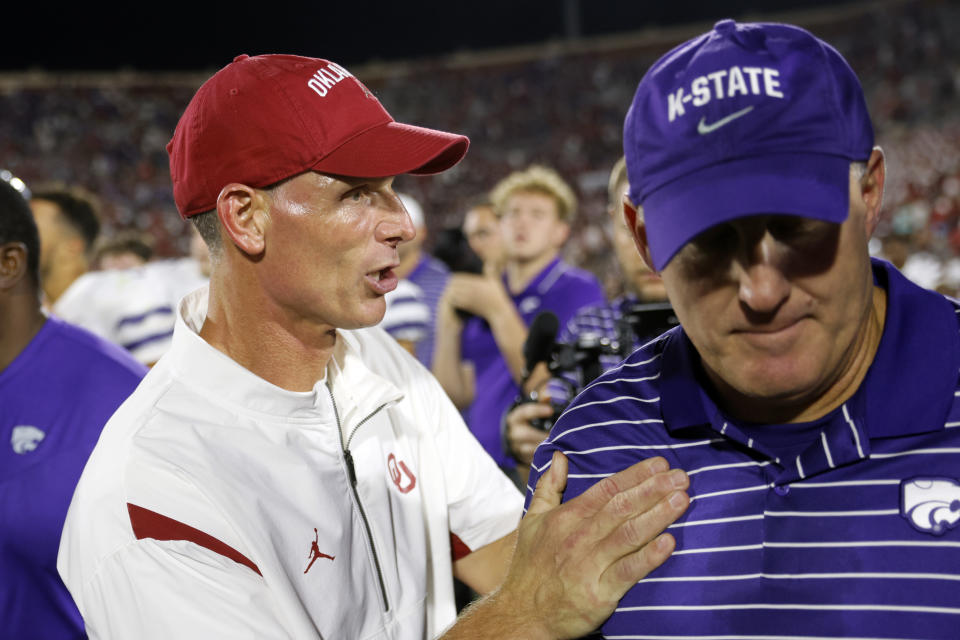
[268,171,395,198]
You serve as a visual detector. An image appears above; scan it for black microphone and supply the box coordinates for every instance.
[521,311,559,387]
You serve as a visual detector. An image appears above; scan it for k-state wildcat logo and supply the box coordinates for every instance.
[901,477,960,535]
[11,425,45,454]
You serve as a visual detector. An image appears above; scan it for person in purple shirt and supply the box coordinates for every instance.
[0,175,146,638]
[527,20,960,638]
[433,165,605,474]
[505,156,676,482]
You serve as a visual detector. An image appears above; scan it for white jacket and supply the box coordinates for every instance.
[58,288,522,639]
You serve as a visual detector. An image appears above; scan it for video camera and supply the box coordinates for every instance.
[511,301,679,433]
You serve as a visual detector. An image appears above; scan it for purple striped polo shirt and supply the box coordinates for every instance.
[526,259,960,638]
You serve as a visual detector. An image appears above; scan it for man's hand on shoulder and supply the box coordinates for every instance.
[440,452,689,639]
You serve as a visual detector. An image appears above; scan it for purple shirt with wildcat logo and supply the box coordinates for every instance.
[1,316,145,639]
[526,259,960,638]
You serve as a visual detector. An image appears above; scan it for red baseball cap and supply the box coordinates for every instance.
[167,54,470,218]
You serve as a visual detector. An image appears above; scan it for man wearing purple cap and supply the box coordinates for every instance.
[527,20,960,637]
[57,54,689,639]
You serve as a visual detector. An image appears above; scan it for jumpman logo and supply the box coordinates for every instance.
[304,528,335,574]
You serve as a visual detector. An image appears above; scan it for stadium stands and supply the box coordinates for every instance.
[1,0,958,293]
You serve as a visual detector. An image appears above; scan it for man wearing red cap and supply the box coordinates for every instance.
[57,54,688,639]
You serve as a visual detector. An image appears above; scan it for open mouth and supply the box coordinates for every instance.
[366,266,398,295]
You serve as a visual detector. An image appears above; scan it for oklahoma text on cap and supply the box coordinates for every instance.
[168,54,470,219]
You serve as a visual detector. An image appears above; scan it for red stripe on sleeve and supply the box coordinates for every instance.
[127,503,262,576]
[450,532,472,562]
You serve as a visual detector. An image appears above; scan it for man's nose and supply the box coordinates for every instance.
[736,233,791,315]
[380,199,417,245]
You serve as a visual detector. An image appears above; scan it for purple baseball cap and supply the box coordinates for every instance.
[624,19,874,270]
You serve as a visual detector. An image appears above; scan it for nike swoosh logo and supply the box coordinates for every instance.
[697,106,755,134]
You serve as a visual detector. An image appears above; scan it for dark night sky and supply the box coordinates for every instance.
[5,0,849,72]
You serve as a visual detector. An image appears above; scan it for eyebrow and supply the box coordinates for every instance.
[328,174,393,189]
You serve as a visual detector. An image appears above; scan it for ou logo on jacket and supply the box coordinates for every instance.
[387,453,416,494]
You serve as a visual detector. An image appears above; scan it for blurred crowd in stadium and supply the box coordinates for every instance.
[1,0,958,295]
[5,1,960,635]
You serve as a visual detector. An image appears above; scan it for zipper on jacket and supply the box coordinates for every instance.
[326,383,391,613]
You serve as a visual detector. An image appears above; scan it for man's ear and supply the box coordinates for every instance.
[622,196,656,272]
[216,183,269,256]
[0,242,28,291]
[861,146,886,237]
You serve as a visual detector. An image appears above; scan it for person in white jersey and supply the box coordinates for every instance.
[53,236,209,366]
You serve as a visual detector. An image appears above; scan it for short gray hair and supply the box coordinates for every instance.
[188,178,295,261]
[851,161,867,181]
[190,210,222,260]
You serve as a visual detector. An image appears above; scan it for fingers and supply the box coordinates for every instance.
[526,451,569,516]
[506,411,551,466]
[501,456,689,638]
[446,273,482,294]
[604,467,688,522]
[565,459,688,572]
[443,276,469,302]
[521,363,552,395]
[448,273,481,284]
[507,401,554,425]
[599,490,688,596]
[571,456,673,517]
[507,422,547,465]
[445,276,485,313]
